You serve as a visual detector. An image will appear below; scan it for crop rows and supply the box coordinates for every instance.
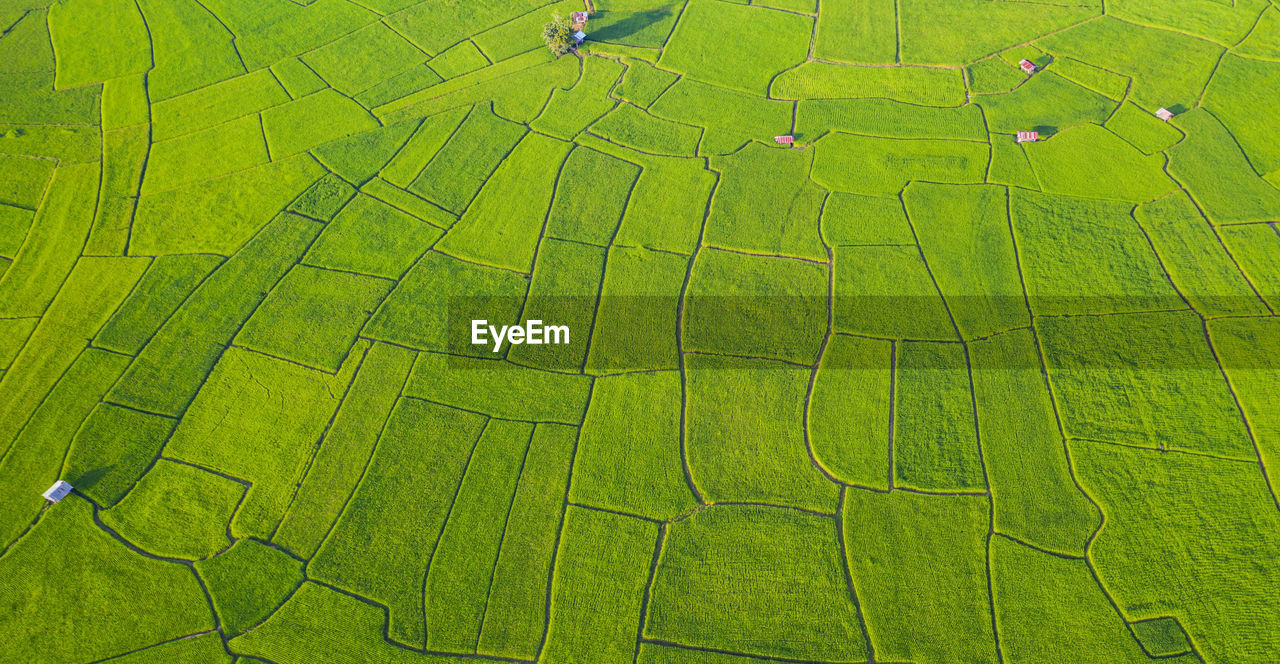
[2,0,1279,661]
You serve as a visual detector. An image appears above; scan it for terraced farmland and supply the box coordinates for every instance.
[3,0,1280,662]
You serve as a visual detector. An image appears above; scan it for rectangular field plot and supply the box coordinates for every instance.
[685,355,840,512]
[970,328,1099,556]
[301,21,427,96]
[809,334,892,488]
[478,423,576,659]
[541,506,657,664]
[648,78,793,155]
[1207,318,1280,491]
[659,0,811,95]
[235,265,393,372]
[773,62,966,106]
[1038,310,1254,458]
[424,419,531,652]
[904,182,1029,339]
[1009,188,1181,316]
[892,341,984,492]
[646,505,866,661]
[612,156,714,255]
[62,403,176,507]
[531,56,626,140]
[704,143,828,262]
[797,98,987,141]
[843,490,997,663]
[832,245,957,341]
[585,246,687,374]
[589,104,702,157]
[506,239,606,372]
[572,371,696,521]
[815,0,896,63]
[545,146,640,247]
[310,397,488,648]
[163,344,363,540]
[812,133,988,196]
[1167,109,1280,224]
[1218,224,1280,311]
[683,248,828,365]
[100,458,244,560]
[1022,124,1176,202]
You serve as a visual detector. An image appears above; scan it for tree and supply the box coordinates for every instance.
[542,14,574,56]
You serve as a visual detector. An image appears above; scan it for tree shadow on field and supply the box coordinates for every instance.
[588,9,674,43]
[1034,125,1059,137]
[70,466,114,492]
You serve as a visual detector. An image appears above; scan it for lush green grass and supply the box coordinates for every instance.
[899,0,1098,65]
[1105,101,1183,154]
[542,505,657,664]
[647,505,866,660]
[991,536,1156,662]
[304,194,442,279]
[272,342,414,558]
[0,498,213,663]
[110,214,323,415]
[1010,188,1180,315]
[686,354,841,512]
[1071,439,1280,663]
[573,371,696,519]
[659,0,812,95]
[844,490,997,662]
[404,351,594,424]
[1134,192,1271,317]
[310,397,488,647]
[970,328,1099,555]
[6,1,1280,660]
[478,424,576,659]
[424,419,531,652]
[437,132,572,271]
[832,245,957,340]
[1167,109,1280,224]
[976,71,1116,134]
[533,57,627,139]
[1039,310,1255,458]
[1218,224,1280,311]
[101,459,244,560]
[1037,16,1222,109]
[892,341,984,492]
[812,133,988,195]
[704,143,827,260]
[815,0,896,63]
[650,78,793,155]
[774,62,966,107]
[546,146,641,246]
[235,265,392,371]
[809,334,892,488]
[820,192,915,245]
[409,103,528,213]
[164,345,362,539]
[615,59,678,108]
[1022,124,1176,202]
[196,538,304,635]
[903,182,1029,338]
[683,248,828,364]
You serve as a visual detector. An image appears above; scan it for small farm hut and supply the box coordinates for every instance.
[573,30,587,43]
[42,480,73,503]
[1156,108,1175,121]
[1016,131,1039,143]
[774,134,794,146]
[1019,59,1037,74]
[571,11,589,29]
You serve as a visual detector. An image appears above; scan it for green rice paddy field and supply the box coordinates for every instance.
[2,0,1280,661]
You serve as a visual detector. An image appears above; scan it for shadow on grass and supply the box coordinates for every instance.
[588,9,675,44]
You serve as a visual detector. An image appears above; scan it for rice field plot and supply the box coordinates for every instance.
[4,0,1280,661]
